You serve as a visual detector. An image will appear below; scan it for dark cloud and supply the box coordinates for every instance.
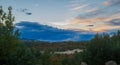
[25,12,32,15]
[108,19,120,26]
[16,8,32,15]
[87,25,94,27]
[15,21,94,42]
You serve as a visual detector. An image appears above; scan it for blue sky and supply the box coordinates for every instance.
[0,0,70,24]
[0,0,120,41]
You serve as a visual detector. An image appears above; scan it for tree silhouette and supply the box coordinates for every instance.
[0,6,42,65]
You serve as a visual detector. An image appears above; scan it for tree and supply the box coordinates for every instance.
[0,6,20,65]
[0,6,42,65]
[80,32,120,65]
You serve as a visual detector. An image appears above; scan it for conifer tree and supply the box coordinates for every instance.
[0,5,20,65]
[0,6,42,65]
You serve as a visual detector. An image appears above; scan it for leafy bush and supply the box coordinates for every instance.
[0,6,42,65]
[80,32,120,65]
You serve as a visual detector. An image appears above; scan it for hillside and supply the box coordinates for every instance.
[24,41,87,51]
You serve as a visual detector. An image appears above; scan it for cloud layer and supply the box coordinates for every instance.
[16,21,94,42]
[49,0,120,32]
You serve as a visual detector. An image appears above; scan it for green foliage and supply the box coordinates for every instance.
[41,51,51,65]
[23,31,120,65]
[80,31,120,65]
[0,6,42,65]
[25,41,87,51]
[0,6,19,65]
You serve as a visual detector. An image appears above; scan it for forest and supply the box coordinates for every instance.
[0,6,120,65]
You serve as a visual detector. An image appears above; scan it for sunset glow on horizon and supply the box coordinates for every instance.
[0,0,120,33]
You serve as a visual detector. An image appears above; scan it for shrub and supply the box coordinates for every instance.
[80,32,120,65]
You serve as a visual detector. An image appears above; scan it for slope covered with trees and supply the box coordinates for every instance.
[77,31,120,65]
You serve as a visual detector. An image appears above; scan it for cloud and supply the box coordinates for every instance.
[102,1,111,6]
[16,8,32,15]
[15,26,25,29]
[15,21,94,41]
[25,12,32,15]
[102,0,120,7]
[71,4,90,11]
[109,0,120,6]
[73,0,120,19]
[108,19,120,26]
[87,25,94,27]
[85,7,99,13]
[49,0,120,33]
[17,8,28,12]
[51,13,120,32]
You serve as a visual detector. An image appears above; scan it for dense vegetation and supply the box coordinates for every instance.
[0,6,120,65]
[78,32,120,65]
[24,41,87,51]
[0,6,42,65]
[25,31,120,65]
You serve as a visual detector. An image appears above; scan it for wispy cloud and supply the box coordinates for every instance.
[102,1,111,6]
[10,0,120,33]
[71,4,90,11]
[109,0,120,6]
[85,7,99,13]
[102,0,120,7]
[50,12,120,32]
[49,0,119,33]
[16,8,28,12]
[107,19,120,26]
[16,8,32,15]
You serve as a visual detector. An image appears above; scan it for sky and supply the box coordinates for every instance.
[0,0,120,41]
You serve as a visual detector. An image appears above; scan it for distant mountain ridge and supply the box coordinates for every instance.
[15,21,94,42]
